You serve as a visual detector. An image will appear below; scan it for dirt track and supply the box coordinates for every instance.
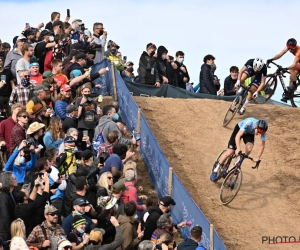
[134,97,300,250]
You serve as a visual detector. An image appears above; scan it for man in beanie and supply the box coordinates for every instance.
[68,215,90,248]
[27,202,66,249]
[62,104,78,133]
[29,61,43,85]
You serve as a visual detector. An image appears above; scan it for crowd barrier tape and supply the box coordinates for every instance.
[113,65,226,249]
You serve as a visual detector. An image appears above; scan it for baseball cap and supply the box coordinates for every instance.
[159,196,176,207]
[17,35,27,41]
[84,30,91,37]
[75,52,87,60]
[64,136,76,143]
[40,29,53,38]
[72,19,83,25]
[0,237,8,247]
[61,84,71,92]
[70,69,82,79]
[42,70,53,79]
[66,104,78,113]
[89,228,105,243]
[126,61,134,66]
[73,198,88,206]
[34,84,49,92]
[113,181,129,193]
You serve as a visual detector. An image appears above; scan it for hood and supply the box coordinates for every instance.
[118,214,134,225]
[98,115,113,127]
[148,204,163,215]
[142,51,150,57]
[157,46,168,58]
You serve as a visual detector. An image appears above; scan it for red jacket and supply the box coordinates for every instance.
[0,117,17,146]
[122,182,144,211]
[44,50,53,72]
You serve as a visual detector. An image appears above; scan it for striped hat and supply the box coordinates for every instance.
[72,215,86,228]
[97,196,117,210]
[57,238,72,250]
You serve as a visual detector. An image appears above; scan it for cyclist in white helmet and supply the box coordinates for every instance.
[235,57,268,115]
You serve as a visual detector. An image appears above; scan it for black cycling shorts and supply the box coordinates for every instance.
[228,124,254,150]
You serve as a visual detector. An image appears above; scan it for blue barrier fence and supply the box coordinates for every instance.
[113,64,226,249]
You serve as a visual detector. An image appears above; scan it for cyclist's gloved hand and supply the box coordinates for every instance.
[253,91,258,99]
[235,80,240,88]
[266,59,273,64]
[281,67,288,73]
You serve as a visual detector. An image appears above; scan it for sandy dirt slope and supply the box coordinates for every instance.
[134,97,300,250]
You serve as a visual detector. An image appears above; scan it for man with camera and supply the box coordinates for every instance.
[92,22,107,64]
[4,140,39,185]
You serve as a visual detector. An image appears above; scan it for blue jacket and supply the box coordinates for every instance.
[4,149,37,184]
[55,99,70,121]
[43,131,64,149]
[49,173,65,201]
[177,239,206,250]
[62,212,93,235]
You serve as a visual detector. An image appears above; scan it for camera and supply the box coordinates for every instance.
[84,94,93,102]
[25,138,35,148]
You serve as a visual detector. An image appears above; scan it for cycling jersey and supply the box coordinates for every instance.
[243,59,267,87]
[238,117,266,141]
[284,46,300,70]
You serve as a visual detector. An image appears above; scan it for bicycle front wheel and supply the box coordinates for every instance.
[222,96,242,127]
[253,74,277,104]
[220,168,243,205]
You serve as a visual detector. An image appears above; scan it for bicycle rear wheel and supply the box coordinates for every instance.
[253,74,277,104]
[211,149,227,181]
[220,168,243,205]
[222,95,242,127]
[290,90,300,107]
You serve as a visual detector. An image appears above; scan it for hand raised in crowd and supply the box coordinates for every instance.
[0,141,6,146]
[95,84,102,89]
[125,150,135,160]
[80,96,87,105]
[42,240,51,248]
[180,66,186,73]
[99,68,108,75]
[85,204,93,213]
[138,186,143,192]
[177,221,187,228]
[103,31,107,36]
[110,216,119,227]
[172,63,178,70]
[34,147,41,154]
[83,233,90,244]
[41,172,49,184]
[18,140,27,150]
[37,22,44,29]
[154,82,161,88]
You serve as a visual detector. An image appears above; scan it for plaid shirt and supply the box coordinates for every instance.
[9,123,26,154]
[9,84,35,107]
[26,221,66,250]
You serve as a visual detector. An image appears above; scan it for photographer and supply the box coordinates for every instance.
[4,140,39,185]
[75,84,98,150]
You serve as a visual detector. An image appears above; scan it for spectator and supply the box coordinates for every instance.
[63,50,79,76]
[57,238,72,250]
[199,54,216,95]
[0,103,23,154]
[9,70,35,107]
[95,105,135,146]
[1,42,11,62]
[4,140,37,185]
[9,110,29,154]
[118,160,137,184]
[10,218,28,250]
[111,181,127,218]
[15,43,34,84]
[55,84,73,121]
[98,130,119,156]
[13,173,49,237]
[0,172,18,243]
[138,241,155,250]
[122,61,135,83]
[211,63,220,92]
[50,59,69,87]
[43,116,64,149]
[99,143,134,183]
[67,215,90,249]
[4,35,26,79]
[75,84,97,150]
[92,22,107,64]
[177,226,205,250]
[29,61,43,85]
[155,234,174,250]
[139,43,160,87]
[62,104,78,133]
[224,66,239,96]
[53,20,64,35]
[142,196,176,241]
[118,201,144,250]
[26,203,66,249]
[58,128,79,154]
[142,194,159,229]
[45,11,61,31]
[70,19,85,45]
[67,52,87,79]
[106,42,124,73]
[85,218,123,250]
[0,56,15,115]
[97,171,113,197]
[26,121,45,149]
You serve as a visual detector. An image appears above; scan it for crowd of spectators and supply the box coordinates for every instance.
[0,10,208,250]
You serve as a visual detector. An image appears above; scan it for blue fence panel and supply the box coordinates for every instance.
[90,59,113,95]
[171,172,226,250]
[139,114,169,198]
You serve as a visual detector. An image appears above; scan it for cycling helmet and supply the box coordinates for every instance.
[253,57,264,71]
[256,120,268,133]
[287,38,297,49]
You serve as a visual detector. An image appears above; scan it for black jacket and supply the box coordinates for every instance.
[67,62,85,79]
[62,116,78,134]
[174,61,190,89]
[0,192,15,240]
[138,51,159,85]
[178,238,205,250]
[224,75,237,96]
[142,205,163,240]
[61,173,77,217]
[199,64,216,95]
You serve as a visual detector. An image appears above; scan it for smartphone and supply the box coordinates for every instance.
[105,67,109,71]
[38,144,44,149]
[57,173,61,179]
[1,75,6,83]
[67,9,70,17]
[26,23,30,27]
[38,172,44,178]
[83,130,88,137]
[123,56,127,61]
[99,156,105,164]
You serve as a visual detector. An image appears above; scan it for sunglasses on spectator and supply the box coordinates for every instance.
[48,211,58,216]
[24,75,30,78]
[19,115,29,119]
[107,176,113,180]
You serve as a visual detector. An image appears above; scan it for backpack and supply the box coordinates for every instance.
[93,123,108,153]
[56,151,74,179]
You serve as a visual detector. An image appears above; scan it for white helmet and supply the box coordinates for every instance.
[253,57,264,71]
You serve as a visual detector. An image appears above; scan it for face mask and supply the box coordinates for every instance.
[178,58,184,64]
[99,30,104,36]
[18,156,25,165]
[46,168,52,174]
[21,77,30,87]
[150,51,155,57]
[113,113,119,121]
[49,36,54,42]
[77,227,84,235]
[127,67,134,73]
[231,75,238,80]
[75,26,81,32]
[75,210,84,216]
[110,49,117,55]
[161,54,166,60]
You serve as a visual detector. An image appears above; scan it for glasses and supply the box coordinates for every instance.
[47,211,58,216]
[19,115,29,119]
[107,177,113,180]
[23,75,30,78]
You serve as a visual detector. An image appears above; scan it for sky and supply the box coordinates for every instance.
[1,0,299,103]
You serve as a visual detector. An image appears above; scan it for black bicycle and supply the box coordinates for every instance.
[252,61,300,107]
[216,151,261,205]
[222,85,253,127]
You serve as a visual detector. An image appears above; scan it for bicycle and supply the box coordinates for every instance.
[219,151,261,205]
[252,61,300,107]
[222,84,253,127]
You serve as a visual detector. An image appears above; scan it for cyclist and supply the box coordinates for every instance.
[235,58,267,115]
[266,38,300,102]
[210,118,268,182]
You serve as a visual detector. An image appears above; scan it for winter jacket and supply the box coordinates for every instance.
[85,226,123,250]
[0,117,17,146]
[199,64,216,95]
[177,238,206,250]
[142,205,163,240]
[4,149,37,184]
[4,49,22,78]
[139,51,159,85]
[61,173,77,217]
[117,215,140,250]
[62,115,78,134]
[0,191,15,241]
[55,98,70,121]
[94,116,132,145]
[174,61,190,89]
[224,75,237,96]
[122,182,144,210]
[92,34,107,64]
[107,54,124,72]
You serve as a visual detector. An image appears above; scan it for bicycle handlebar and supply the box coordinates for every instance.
[238,151,261,169]
[267,61,290,77]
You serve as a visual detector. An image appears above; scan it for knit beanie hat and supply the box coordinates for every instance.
[72,215,86,228]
